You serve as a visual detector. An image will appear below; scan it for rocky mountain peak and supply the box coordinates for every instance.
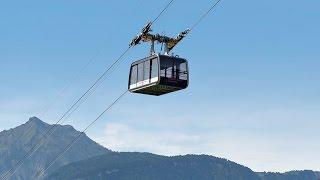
[0,117,110,179]
[26,116,47,127]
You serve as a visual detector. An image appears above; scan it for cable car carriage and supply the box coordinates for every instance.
[128,22,190,96]
[129,54,188,96]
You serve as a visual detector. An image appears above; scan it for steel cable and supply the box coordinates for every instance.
[2,0,177,179]
[33,0,224,177]
[1,47,131,180]
[35,90,128,178]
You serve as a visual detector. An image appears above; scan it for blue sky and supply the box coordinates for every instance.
[1,0,320,172]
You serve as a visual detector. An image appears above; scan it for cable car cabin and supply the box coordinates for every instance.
[128,54,189,96]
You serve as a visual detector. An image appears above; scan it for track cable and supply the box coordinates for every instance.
[1,47,130,180]
[35,90,128,178]
[0,36,105,180]
[35,0,224,177]
[1,0,177,179]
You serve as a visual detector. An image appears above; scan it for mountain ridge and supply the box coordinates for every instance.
[0,117,110,180]
[0,117,319,180]
[47,152,261,180]
[48,152,320,180]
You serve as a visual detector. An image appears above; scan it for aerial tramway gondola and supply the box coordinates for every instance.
[128,22,190,96]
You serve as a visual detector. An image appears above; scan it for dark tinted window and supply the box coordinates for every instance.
[159,56,188,88]
[178,62,188,80]
[130,65,137,85]
[144,60,150,80]
[151,58,158,78]
[166,67,173,78]
[137,63,144,82]
[160,58,173,78]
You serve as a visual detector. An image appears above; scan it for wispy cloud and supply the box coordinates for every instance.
[93,122,320,172]
[94,122,215,155]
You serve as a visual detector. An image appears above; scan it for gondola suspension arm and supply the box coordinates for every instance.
[130,21,190,55]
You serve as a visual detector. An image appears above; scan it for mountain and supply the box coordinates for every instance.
[47,153,261,180]
[0,117,110,180]
[48,153,320,180]
[257,170,319,180]
[1,117,319,180]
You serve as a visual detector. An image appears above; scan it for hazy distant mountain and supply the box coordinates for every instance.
[0,117,109,180]
[257,170,319,180]
[48,152,260,180]
[48,153,320,180]
[0,117,319,180]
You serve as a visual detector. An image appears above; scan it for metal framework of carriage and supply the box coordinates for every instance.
[128,22,190,96]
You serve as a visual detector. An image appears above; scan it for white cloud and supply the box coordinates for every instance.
[94,123,216,156]
[93,122,320,172]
